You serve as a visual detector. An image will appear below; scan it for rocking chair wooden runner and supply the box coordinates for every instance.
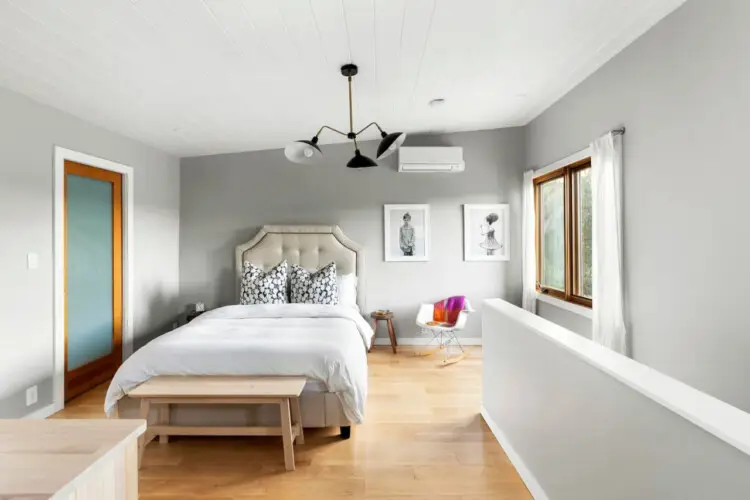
[415,301,474,365]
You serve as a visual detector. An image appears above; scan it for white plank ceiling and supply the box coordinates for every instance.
[0,0,686,156]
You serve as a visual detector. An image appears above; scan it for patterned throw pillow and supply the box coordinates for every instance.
[240,260,288,305]
[290,262,339,305]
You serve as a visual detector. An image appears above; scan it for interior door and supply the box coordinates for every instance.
[64,160,123,401]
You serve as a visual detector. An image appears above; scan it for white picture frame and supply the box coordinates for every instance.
[463,204,510,261]
[384,204,430,262]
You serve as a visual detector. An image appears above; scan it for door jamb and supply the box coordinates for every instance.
[53,146,134,413]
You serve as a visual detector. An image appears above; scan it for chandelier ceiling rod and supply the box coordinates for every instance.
[347,73,354,140]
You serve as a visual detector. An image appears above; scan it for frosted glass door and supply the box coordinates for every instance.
[64,160,122,401]
[66,175,114,369]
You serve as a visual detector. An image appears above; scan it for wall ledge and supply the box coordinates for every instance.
[536,293,593,319]
[484,298,750,457]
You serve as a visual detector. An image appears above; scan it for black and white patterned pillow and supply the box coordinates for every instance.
[290,262,339,305]
[240,260,288,305]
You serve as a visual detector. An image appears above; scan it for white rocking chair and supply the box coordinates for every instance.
[415,301,474,365]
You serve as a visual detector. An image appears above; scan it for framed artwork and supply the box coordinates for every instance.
[463,204,510,261]
[383,204,430,262]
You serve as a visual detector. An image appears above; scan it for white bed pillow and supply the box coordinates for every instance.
[338,273,358,311]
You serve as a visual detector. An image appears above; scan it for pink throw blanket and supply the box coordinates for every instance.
[431,295,467,327]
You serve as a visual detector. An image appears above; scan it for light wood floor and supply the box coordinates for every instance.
[53,347,532,500]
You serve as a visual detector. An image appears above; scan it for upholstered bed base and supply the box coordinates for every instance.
[116,390,350,428]
[115,226,362,432]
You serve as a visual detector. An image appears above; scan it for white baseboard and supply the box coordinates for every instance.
[25,403,56,420]
[374,337,482,346]
[480,406,549,500]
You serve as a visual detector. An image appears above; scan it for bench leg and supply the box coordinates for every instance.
[290,397,304,445]
[138,399,151,469]
[279,398,295,471]
[159,404,170,444]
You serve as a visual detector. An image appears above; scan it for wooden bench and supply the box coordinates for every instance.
[128,376,307,471]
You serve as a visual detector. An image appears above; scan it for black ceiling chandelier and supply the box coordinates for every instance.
[284,63,406,168]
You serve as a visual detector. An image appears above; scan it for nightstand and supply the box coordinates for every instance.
[186,311,205,323]
[370,311,397,354]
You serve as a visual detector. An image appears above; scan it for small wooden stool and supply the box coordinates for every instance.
[370,311,397,354]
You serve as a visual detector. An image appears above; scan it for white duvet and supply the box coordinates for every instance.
[105,304,372,423]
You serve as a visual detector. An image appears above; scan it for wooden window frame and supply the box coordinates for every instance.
[534,157,593,308]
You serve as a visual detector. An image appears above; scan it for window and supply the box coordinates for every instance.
[534,157,592,307]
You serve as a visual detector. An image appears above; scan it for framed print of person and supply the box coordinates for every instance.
[463,204,510,261]
[383,204,430,262]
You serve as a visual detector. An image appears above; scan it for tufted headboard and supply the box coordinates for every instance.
[235,225,366,311]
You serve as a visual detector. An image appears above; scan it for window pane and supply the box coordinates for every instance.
[578,168,593,298]
[540,177,565,290]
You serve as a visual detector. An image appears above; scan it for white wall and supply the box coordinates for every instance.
[536,300,592,339]
[0,85,181,417]
[526,0,750,411]
[482,299,750,500]
[179,128,526,340]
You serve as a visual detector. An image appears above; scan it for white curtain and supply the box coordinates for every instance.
[591,132,627,354]
[521,169,537,313]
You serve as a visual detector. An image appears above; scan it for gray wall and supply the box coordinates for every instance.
[536,301,592,339]
[179,128,526,339]
[482,300,750,500]
[0,85,181,418]
[525,0,750,411]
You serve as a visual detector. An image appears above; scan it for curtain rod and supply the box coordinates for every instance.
[612,127,626,136]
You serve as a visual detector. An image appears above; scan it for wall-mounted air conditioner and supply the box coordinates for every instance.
[398,147,464,173]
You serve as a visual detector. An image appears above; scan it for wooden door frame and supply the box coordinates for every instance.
[53,146,134,414]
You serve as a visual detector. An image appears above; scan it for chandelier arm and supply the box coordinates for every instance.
[315,125,348,138]
[354,121,384,137]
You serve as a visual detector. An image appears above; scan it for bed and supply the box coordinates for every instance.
[107,225,370,434]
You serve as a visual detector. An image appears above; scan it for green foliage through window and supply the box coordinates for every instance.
[540,178,565,290]
[578,168,593,298]
[535,161,593,307]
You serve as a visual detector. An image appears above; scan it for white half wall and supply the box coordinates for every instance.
[482,299,750,500]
